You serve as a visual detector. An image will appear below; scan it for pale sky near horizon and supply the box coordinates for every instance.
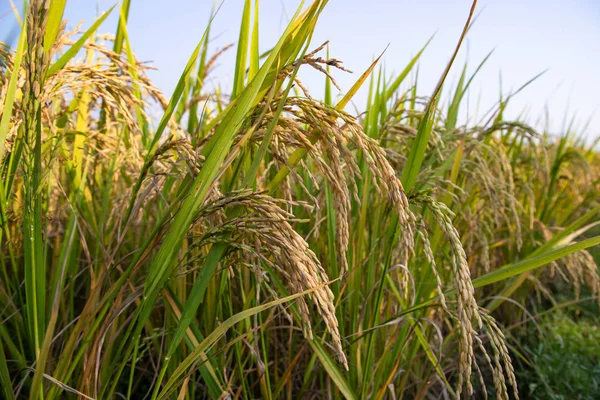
[2,0,599,137]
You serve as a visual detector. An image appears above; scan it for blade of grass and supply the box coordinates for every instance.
[232,0,252,98]
[401,0,478,190]
[474,236,600,289]
[248,0,260,81]
[308,339,357,400]
[0,337,13,400]
[384,36,432,102]
[0,17,27,158]
[43,0,66,54]
[112,0,131,54]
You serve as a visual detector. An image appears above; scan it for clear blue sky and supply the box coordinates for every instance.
[2,0,599,136]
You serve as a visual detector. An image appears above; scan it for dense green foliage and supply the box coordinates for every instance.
[515,311,600,399]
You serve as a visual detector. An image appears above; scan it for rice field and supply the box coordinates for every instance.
[0,1,599,399]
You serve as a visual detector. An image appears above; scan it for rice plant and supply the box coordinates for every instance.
[0,1,598,399]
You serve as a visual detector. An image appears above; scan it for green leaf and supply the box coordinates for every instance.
[232,0,252,97]
[400,98,437,191]
[309,339,357,400]
[113,0,131,54]
[473,236,600,289]
[401,0,477,191]
[336,48,386,111]
[0,17,27,158]
[0,337,13,400]
[43,0,67,54]
[445,51,492,133]
[412,320,455,396]
[248,0,260,81]
[384,36,432,102]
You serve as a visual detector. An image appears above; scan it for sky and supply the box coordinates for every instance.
[1,0,600,137]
